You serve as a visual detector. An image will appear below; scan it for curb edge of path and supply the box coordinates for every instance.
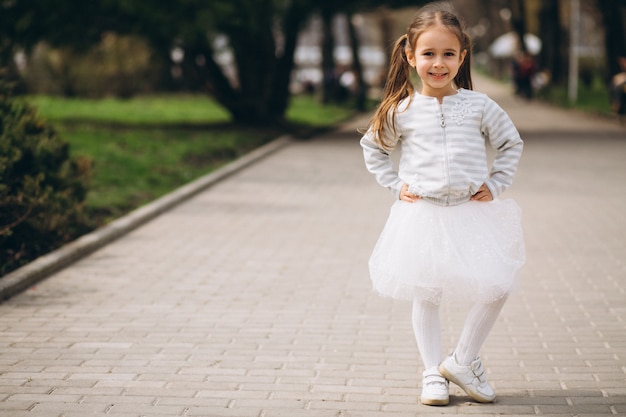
[0,135,293,302]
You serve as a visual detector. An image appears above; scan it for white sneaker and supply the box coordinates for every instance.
[420,367,449,406]
[438,354,496,403]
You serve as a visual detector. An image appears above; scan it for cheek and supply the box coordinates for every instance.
[416,60,430,71]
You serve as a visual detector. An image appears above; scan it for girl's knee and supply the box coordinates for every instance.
[478,286,510,304]
[413,287,443,305]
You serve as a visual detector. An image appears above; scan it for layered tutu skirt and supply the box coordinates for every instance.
[368,199,525,303]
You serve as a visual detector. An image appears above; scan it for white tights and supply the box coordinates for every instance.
[411,292,509,368]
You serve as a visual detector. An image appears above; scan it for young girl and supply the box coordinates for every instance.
[360,2,525,406]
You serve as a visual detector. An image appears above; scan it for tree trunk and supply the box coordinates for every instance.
[597,0,626,79]
[378,6,395,70]
[320,6,337,104]
[236,3,276,122]
[538,0,564,84]
[510,0,528,53]
[179,2,309,126]
[179,35,240,118]
[346,11,367,111]
[268,0,309,123]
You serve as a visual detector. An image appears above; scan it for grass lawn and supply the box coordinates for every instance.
[30,94,356,126]
[29,94,232,125]
[28,94,356,224]
[537,80,614,117]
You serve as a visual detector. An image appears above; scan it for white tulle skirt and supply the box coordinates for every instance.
[368,199,525,303]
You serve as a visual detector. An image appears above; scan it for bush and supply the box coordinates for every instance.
[23,34,160,98]
[0,81,92,275]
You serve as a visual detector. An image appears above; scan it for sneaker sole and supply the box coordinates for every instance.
[438,366,495,403]
[420,396,449,406]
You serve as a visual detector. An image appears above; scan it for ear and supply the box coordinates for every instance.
[405,49,416,68]
[459,49,467,64]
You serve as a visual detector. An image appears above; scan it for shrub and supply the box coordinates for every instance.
[0,81,92,276]
[23,35,161,98]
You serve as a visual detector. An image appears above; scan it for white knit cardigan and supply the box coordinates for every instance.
[360,89,523,206]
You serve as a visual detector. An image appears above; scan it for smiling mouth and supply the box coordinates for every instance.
[430,72,448,77]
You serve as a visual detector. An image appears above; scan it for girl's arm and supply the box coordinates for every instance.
[481,99,524,198]
[360,131,404,199]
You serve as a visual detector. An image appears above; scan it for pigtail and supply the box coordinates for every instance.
[455,32,474,90]
[369,35,414,151]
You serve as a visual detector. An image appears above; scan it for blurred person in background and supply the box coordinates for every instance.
[610,56,626,124]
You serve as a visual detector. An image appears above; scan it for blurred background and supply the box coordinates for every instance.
[2,0,625,118]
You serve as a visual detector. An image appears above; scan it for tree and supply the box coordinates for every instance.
[346,10,367,111]
[538,0,565,85]
[597,0,626,78]
[509,0,528,54]
[319,3,338,104]
[1,0,314,126]
[113,0,313,125]
[3,0,431,124]
[0,0,111,61]
[314,0,425,106]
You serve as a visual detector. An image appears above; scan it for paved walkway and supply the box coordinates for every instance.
[0,76,625,417]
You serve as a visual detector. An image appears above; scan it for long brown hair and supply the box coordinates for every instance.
[369,2,473,150]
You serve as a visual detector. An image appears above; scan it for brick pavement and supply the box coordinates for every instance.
[0,76,624,417]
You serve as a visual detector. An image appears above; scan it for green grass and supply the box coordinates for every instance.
[27,94,355,224]
[29,94,355,126]
[537,79,614,116]
[474,65,615,117]
[59,125,269,220]
[287,95,355,126]
[30,94,232,125]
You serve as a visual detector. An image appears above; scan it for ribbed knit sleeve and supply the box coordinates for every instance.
[481,98,524,198]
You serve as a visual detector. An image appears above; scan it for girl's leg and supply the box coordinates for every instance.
[413,292,449,406]
[439,294,508,403]
[454,293,509,365]
[438,289,510,403]
[411,295,442,369]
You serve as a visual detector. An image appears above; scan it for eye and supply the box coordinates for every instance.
[422,51,434,56]
[445,52,456,57]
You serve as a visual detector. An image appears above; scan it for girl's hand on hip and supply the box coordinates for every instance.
[470,183,493,202]
[400,184,421,203]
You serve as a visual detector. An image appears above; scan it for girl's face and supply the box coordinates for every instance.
[406,25,466,100]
